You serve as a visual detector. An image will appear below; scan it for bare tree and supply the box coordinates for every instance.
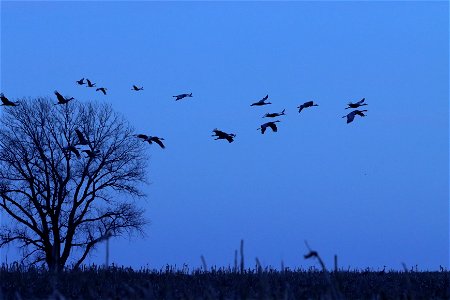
[0,97,149,272]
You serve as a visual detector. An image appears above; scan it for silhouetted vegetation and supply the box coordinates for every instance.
[0,263,448,299]
[0,98,149,272]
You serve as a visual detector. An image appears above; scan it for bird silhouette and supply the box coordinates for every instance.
[297,101,318,113]
[54,91,74,105]
[343,109,368,124]
[96,87,107,95]
[63,145,81,158]
[136,134,150,140]
[173,93,192,101]
[82,149,100,159]
[345,98,367,109]
[263,109,285,118]
[75,129,89,146]
[86,79,96,88]
[76,78,85,85]
[135,134,165,149]
[258,120,280,134]
[131,85,144,91]
[212,129,236,143]
[0,93,19,106]
[149,136,166,149]
[251,94,271,106]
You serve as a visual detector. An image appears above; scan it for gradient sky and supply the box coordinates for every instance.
[0,1,448,271]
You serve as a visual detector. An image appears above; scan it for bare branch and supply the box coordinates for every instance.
[0,97,149,271]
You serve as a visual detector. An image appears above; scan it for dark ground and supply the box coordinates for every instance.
[1,265,449,299]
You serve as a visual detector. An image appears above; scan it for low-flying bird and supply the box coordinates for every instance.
[345,98,367,109]
[86,79,96,88]
[212,129,236,143]
[173,93,192,101]
[136,134,150,141]
[131,85,144,91]
[263,109,285,118]
[0,93,19,106]
[343,109,368,124]
[82,149,100,159]
[63,145,81,158]
[257,120,280,134]
[96,87,107,95]
[76,78,85,85]
[251,94,271,106]
[75,129,89,146]
[54,91,74,105]
[297,101,318,113]
[148,136,165,149]
[135,134,166,149]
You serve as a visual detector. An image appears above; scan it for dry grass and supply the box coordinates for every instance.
[0,263,448,299]
[1,241,448,299]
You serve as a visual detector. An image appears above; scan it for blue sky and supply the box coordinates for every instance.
[1,1,448,271]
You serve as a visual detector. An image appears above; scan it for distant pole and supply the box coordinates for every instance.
[234,249,238,273]
[106,237,109,268]
[334,255,338,273]
[240,239,244,274]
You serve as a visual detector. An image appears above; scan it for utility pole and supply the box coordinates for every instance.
[106,236,110,267]
[100,230,113,268]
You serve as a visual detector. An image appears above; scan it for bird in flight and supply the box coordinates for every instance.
[63,145,81,159]
[297,101,318,113]
[212,129,236,143]
[0,93,19,106]
[86,79,96,88]
[76,78,85,85]
[96,87,107,95]
[345,98,367,109]
[343,109,368,124]
[136,134,166,149]
[173,93,193,101]
[54,91,74,105]
[82,149,100,159]
[251,94,271,106]
[132,85,144,91]
[258,120,280,134]
[75,129,90,146]
[263,109,285,118]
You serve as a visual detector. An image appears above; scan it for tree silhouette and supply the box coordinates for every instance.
[0,97,149,272]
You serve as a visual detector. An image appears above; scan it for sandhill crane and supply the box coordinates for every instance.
[135,134,166,149]
[345,98,367,109]
[251,94,271,106]
[0,93,19,106]
[136,134,150,141]
[263,109,285,118]
[63,145,81,158]
[86,79,96,88]
[82,149,100,159]
[148,136,165,149]
[173,93,192,101]
[212,129,236,143]
[131,85,144,91]
[75,129,89,146]
[76,78,85,85]
[297,101,318,113]
[257,120,280,134]
[342,109,367,124]
[96,87,107,95]
[54,91,74,105]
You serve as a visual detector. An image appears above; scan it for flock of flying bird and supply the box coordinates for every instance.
[0,78,368,152]
[211,95,368,143]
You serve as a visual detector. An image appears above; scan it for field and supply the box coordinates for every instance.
[1,264,448,299]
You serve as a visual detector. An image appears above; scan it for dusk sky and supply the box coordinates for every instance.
[1,1,448,271]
